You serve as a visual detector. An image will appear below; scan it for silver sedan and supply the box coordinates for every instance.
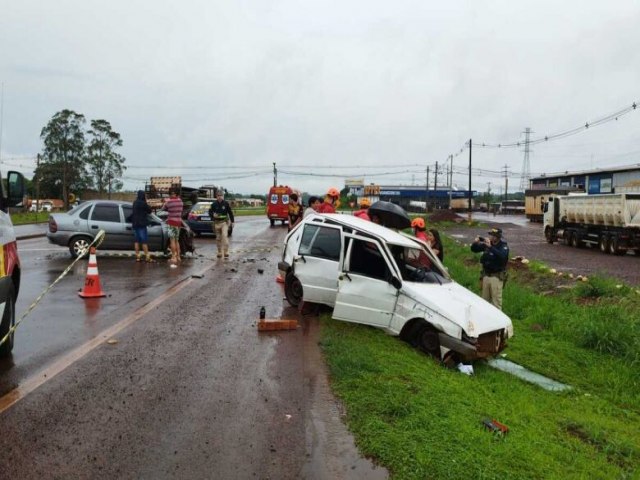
[46,200,170,257]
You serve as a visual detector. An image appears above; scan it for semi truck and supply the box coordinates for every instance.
[525,187,582,222]
[543,193,640,255]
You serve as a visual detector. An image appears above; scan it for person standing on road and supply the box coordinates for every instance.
[129,190,154,263]
[316,187,340,214]
[287,193,302,231]
[209,191,235,258]
[162,189,183,267]
[470,228,509,310]
[304,196,321,218]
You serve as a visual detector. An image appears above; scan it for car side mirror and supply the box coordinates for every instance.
[390,276,402,290]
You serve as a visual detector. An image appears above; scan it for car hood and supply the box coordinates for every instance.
[401,281,513,337]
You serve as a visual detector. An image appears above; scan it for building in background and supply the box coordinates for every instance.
[529,164,640,194]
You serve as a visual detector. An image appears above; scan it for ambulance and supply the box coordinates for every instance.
[267,185,298,227]
[0,171,26,357]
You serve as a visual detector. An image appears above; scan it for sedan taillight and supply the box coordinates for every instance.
[48,216,57,233]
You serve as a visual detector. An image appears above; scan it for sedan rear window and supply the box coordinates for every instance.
[299,225,341,261]
[91,204,121,223]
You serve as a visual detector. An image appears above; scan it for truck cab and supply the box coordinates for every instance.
[0,171,26,356]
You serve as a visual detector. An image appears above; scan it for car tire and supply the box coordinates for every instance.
[69,236,92,258]
[416,323,441,360]
[544,227,554,244]
[0,283,16,357]
[284,272,303,307]
[194,231,202,237]
[270,219,275,227]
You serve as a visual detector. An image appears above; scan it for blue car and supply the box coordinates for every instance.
[186,201,233,238]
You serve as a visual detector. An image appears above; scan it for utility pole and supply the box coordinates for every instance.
[273,162,277,187]
[426,166,430,211]
[434,161,439,210]
[468,139,472,224]
[519,127,532,192]
[502,164,509,202]
[36,154,41,221]
[0,82,4,167]
[486,181,492,208]
[448,154,453,208]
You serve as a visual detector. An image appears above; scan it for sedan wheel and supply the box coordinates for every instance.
[69,237,92,258]
[0,284,16,357]
[417,324,441,359]
[284,272,303,307]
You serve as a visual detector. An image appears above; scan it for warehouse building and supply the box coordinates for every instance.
[529,164,640,194]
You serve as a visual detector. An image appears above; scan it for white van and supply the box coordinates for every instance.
[279,214,513,362]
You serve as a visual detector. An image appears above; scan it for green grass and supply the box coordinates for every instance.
[9,211,50,225]
[233,207,266,216]
[319,234,640,479]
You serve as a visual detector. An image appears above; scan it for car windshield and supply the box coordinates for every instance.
[389,244,450,284]
[191,202,212,213]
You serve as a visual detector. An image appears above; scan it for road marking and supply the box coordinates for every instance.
[0,263,215,414]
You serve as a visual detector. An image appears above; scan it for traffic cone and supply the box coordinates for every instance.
[79,247,106,298]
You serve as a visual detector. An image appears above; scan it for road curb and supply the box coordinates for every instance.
[17,233,47,241]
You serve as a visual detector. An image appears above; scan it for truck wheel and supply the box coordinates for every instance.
[284,272,303,307]
[609,237,625,256]
[545,227,554,244]
[599,236,609,254]
[270,219,275,227]
[69,236,92,258]
[0,283,16,357]
[416,323,441,360]
[569,232,578,248]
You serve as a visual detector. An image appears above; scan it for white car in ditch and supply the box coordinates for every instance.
[279,214,513,362]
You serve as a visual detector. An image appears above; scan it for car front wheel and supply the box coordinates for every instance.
[0,283,16,357]
[284,272,303,307]
[69,236,92,258]
[416,323,441,360]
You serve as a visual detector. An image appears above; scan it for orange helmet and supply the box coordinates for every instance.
[411,218,425,229]
[327,187,340,198]
[359,198,371,208]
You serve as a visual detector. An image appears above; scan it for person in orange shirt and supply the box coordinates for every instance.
[316,187,340,214]
[353,198,371,221]
[411,217,442,259]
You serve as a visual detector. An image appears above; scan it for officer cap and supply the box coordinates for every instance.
[488,228,502,237]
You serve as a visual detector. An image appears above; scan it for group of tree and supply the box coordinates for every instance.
[35,109,126,209]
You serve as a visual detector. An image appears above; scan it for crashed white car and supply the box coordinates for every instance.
[279,214,513,361]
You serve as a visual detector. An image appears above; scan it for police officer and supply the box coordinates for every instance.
[209,190,235,258]
[470,228,509,310]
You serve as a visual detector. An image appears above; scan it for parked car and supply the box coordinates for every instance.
[47,200,169,257]
[279,214,513,362]
[186,201,233,237]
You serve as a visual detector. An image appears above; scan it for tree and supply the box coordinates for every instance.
[86,119,126,198]
[39,110,89,209]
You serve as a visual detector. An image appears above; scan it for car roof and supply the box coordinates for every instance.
[305,213,420,248]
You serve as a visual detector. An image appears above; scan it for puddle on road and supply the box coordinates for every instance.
[487,358,572,392]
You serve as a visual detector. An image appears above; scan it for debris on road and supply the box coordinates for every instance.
[106,339,118,345]
[257,319,298,331]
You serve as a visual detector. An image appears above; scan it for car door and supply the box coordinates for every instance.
[292,222,343,306]
[89,203,127,249]
[332,235,400,328]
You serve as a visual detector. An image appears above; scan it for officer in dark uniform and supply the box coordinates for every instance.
[209,191,235,258]
[470,228,509,310]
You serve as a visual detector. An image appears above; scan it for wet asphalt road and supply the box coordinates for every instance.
[0,217,387,479]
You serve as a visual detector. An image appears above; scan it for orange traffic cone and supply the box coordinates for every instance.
[79,247,106,298]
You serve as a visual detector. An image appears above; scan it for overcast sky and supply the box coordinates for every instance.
[1,0,639,196]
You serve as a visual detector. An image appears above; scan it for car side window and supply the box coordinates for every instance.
[91,204,121,223]
[347,238,391,281]
[78,205,91,220]
[122,205,133,223]
[299,224,341,261]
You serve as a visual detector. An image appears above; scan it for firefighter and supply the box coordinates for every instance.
[353,198,371,220]
[209,190,235,258]
[411,217,442,259]
[316,187,340,214]
[470,228,509,310]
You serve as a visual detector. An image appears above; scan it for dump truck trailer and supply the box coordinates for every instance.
[543,193,640,255]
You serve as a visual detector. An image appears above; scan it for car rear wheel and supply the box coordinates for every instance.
[284,272,303,307]
[416,323,441,360]
[270,219,275,227]
[0,283,16,357]
[69,236,92,258]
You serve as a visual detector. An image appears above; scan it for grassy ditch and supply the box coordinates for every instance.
[319,234,640,479]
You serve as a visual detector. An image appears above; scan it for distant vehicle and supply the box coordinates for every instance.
[47,200,170,257]
[267,185,295,227]
[279,213,513,362]
[0,170,26,357]
[544,193,640,255]
[186,201,233,237]
[29,202,52,213]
